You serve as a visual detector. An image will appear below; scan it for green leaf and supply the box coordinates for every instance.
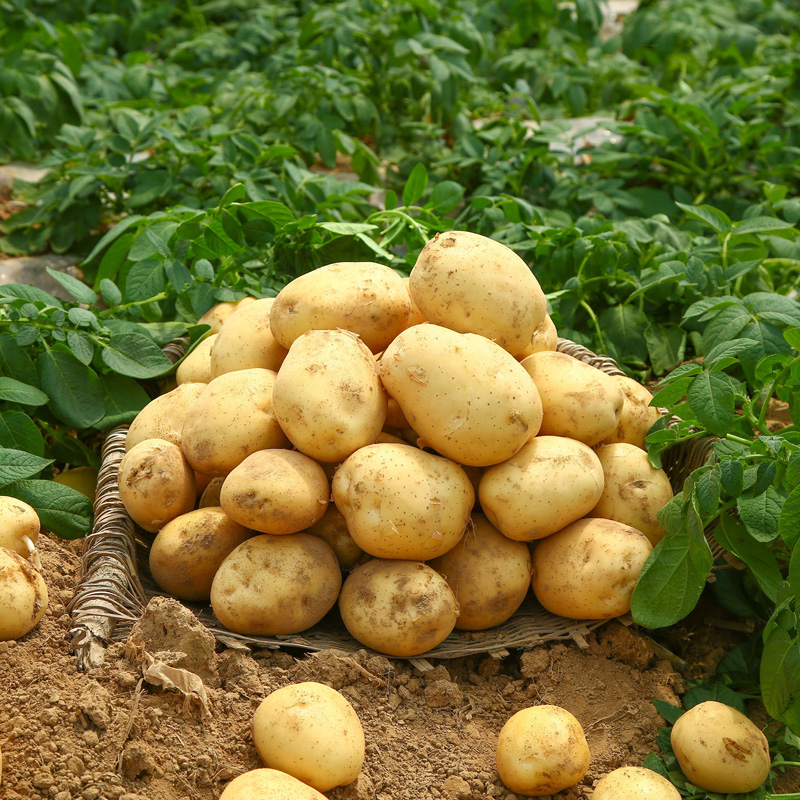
[686,371,735,436]
[66,330,94,366]
[0,449,54,487]
[219,183,246,207]
[761,621,800,734]
[1,479,92,539]
[676,202,732,234]
[0,411,44,456]
[734,217,796,236]
[94,232,134,287]
[599,305,648,363]
[100,279,122,307]
[738,487,785,543]
[780,486,800,549]
[0,377,49,406]
[403,163,429,206]
[789,546,800,604]
[36,348,105,428]
[124,260,166,302]
[100,333,172,379]
[785,328,800,351]
[714,515,782,601]
[0,334,39,387]
[0,284,63,308]
[98,373,151,428]
[642,752,670,780]
[720,460,744,497]
[427,181,465,213]
[652,699,684,724]
[83,215,143,264]
[318,222,379,235]
[45,267,97,305]
[644,324,686,375]
[683,684,747,714]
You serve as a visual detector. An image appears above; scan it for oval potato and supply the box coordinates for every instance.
[126,383,205,451]
[305,505,368,571]
[0,547,48,640]
[176,335,217,385]
[0,497,40,558]
[603,375,662,449]
[516,314,558,360]
[593,767,681,800]
[198,297,255,334]
[219,769,327,800]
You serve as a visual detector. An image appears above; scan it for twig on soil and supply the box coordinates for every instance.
[115,677,144,771]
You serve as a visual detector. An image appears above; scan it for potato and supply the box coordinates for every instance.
[496,705,590,795]
[380,325,542,466]
[409,231,546,356]
[149,508,253,602]
[479,436,604,541]
[332,444,473,560]
[532,518,652,619]
[221,450,329,535]
[603,375,662,449]
[429,514,531,630]
[210,298,288,378]
[181,368,289,477]
[521,350,624,446]
[273,329,387,463]
[198,476,225,509]
[53,466,98,501]
[176,334,217,385]
[219,769,327,800]
[516,314,558,360]
[252,682,365,791]
[305,505,368,570]
[0,496,40,559]
[270,261,410,353]
[118,439,196,532]
[0,547,48,640]
[593,767,681,800]
[211,534,341,635]
[671,701,770,793]
[198,297,255,334]
[401,276,426,329]
[339,560,458,656]
[589,443,673,545]
[126,383,205,451]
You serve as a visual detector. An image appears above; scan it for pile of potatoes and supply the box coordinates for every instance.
[118,230,675,657]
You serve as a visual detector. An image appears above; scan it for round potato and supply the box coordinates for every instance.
[305,505,368,571]
[589,443,673,546]
[603,375,662,449]
[496,705,590,796]
[409,231,546,356]
[0,547,48,641]
[332,444,473,560]
[273,329,387,463]
[211,534,341,636]
[429,514,531,630]
[671,701,770,793]
[380,325,542,466]
[401,276,426,329]
[269,261,410,353]
[198,476,225,509]
[210,298,288,378]
[532,518,652,619]
[126,383,205,451]
[252,682,365,791]
[593,767,681,800]
[520,351,624,446]
[53,466,98,501]
[219,769,327,800]
[516,314,558,360]
[198,297,255,334]
[0,496,40,559]
[181,368,289,477]
[118,439,196,532]
[176,334,217,385]
[339,560,458,656]
[479,436,604,541]
[149,508,253,602]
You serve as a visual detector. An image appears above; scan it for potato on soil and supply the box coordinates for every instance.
[149,507,253,602]
[521,350,624,446]
[176,334,217,385]
[589,443,673,545]
[269,261,411,353]
[118,439,196,532]
[221,449,329,535]
[496,705,590,796]
[209,298,288,378]
[0,496,40,558]
[273,329,387,463]
[0,547,48,641]
[532,518,652,619]
[126,383,205,451]
[252,682,365,791]
[671,701,770,793]
[211,534,341,636]
[429,514,531,630]
[181,368,289,477]
[409,231,546,356]
[479,436,604,541]
[593,766,681,800]
[339,559,458,656]
[516,314,558,360]
[305,505,368,571]
[332,443,473,560]
[380,324,542,467]
[219,768,327,800]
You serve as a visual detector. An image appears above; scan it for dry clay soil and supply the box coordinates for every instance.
[2,533,798,800]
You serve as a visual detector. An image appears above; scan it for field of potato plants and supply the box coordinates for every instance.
[1,0,799,798]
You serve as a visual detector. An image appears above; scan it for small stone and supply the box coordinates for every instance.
[424,680,463,709]
[66,756,85,777]
[33,772,55,790]
[81,731,99,747]
[115,671,139,689]
[441,776,472,799]
[78,683,113,730]
[520,649,550,677]
[55,793,71,800]
[83,788,100,800]
[120,741,157,780]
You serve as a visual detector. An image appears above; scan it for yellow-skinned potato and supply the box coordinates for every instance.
[339,560,458,656]
[198,476,225,508]
[149,508,253,602]
[409,231,546,356]
[516,314,558,360]
[429,514,531,630]
[198,297,255,334]
[221,449,329,535]
[0,547,48,640]
[269,261,410,353]
[401,276,426,329]
[532,518,652,619]
[273,329,387,463]
[176,334,217,385]
[211,534,341,635]
[333,444,473,560]
[252,682,365,791]
[593,767,681,800]
[479,436,604,541]
[589,443,673,546]
[603,375,662,449]
[671,702,770,793]
[0,497,40,558]
[181,368,289,477]
[380,325,542,467]
[209,298,288,378]
[305,505,368,571]
[118,439,196,532]
[126,383,205,451]
[521,350,624,446]
[496,706,590,796]
[53,466,98,501]
[220,769,327,800]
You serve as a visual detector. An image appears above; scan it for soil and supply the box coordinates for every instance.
[1,533,798,800]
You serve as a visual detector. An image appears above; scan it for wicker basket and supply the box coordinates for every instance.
[68,339,716,669]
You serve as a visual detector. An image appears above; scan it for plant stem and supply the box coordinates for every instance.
[97,292,170,317]
[579,299,607,353]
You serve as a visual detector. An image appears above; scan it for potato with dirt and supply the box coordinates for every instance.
[409,231,547,356]
[516,314,558,360]
[305,505,368,571]
[0,496,40,561]
[219,768,327,799]
[176,334,217,384]
[380,324,542,466]
[603,375,662,449]
[126,382,205,451]
[593,766,681,800]
[0,547,48,640]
